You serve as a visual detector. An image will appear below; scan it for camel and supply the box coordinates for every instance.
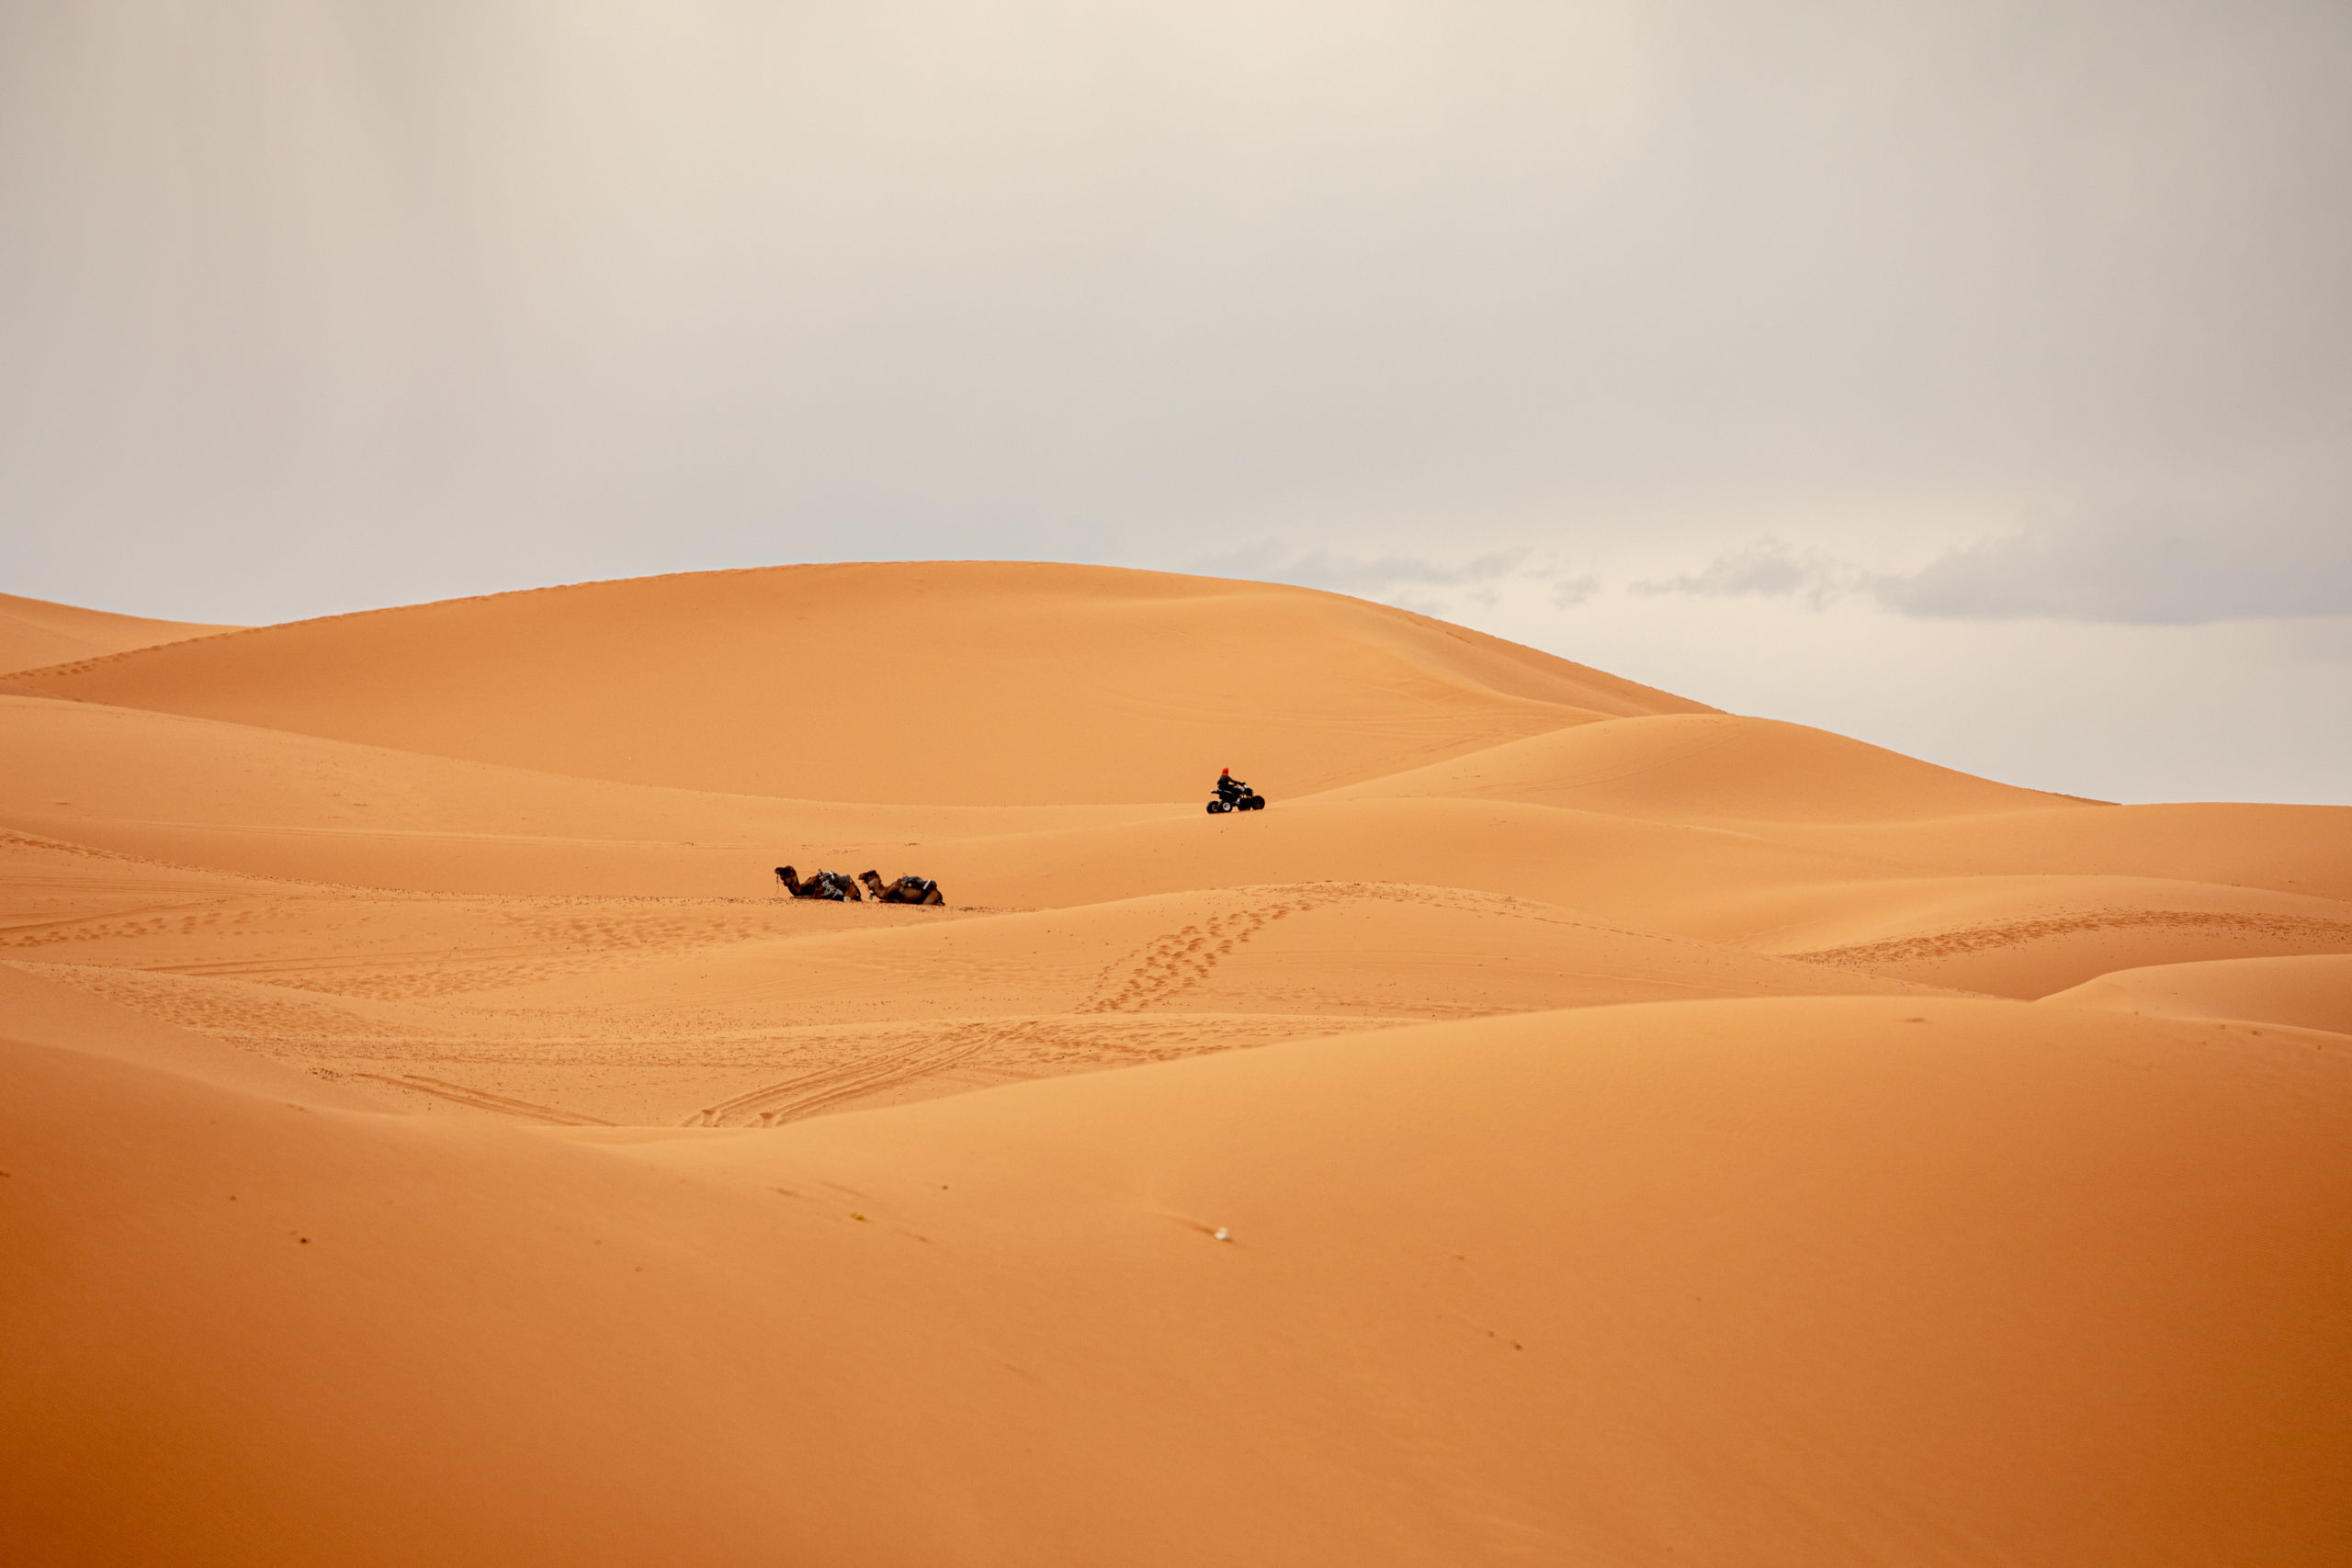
[775,865,863,901]
[859,870,945,906]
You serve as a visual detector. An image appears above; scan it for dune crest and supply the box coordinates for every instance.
[1312,709,2092,821]
[2041,953,2352,1036]
[0,590,239,676]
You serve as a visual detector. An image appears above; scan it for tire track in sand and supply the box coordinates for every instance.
[350,1072,615,1125]
[681,1021,1013,1128]
[1794,908,2352,968]
[1080,896,1311,1013]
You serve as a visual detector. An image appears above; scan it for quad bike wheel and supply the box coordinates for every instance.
[1243,795,1266,810]
[1206,800,1228,814]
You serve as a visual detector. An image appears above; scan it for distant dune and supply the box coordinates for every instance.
[2,562,1710,803]
[5,562,2346,1566]
[0,590,238,675]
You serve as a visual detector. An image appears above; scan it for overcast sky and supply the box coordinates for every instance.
[4,1,2347,803]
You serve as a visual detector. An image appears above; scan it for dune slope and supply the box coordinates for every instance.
[0,591,236,675]
[6,997,2346,1567]
[2042,953,2352,1035]
[1314,710,2086,821]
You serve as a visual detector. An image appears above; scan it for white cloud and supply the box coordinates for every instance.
[1630,537,1851,608]
[1870,515,2352,625]
[1623,508,2352,626]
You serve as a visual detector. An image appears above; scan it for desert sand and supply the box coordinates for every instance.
[4,562,2347,1565]
[0,590,238,674]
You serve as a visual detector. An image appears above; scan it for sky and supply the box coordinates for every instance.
[3,0,2347,803]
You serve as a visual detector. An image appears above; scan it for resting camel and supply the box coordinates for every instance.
[859,870,945,906]
[775,865,862,901]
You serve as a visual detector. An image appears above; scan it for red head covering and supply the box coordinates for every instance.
[1221,767,1229,775]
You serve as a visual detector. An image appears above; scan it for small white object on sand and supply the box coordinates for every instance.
[1213,1227,1231,1242]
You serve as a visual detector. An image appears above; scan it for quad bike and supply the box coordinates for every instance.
[1206,783,1267,815]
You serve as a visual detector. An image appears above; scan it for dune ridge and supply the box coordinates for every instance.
[0,591,240,676]
[2,562,1712,803]
[6,561,2347,1565]
[2041,953,2352,1036]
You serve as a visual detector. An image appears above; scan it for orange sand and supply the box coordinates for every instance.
[5,563,2347,1564]
[0,590,237,673]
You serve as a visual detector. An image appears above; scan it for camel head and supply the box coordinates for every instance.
[858,869,885,890]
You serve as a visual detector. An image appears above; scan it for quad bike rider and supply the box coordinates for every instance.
[1207,768,1267,815]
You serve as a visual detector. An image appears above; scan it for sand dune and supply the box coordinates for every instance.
[21,684,2342,1014]
[3,563,1709,803]
[6,562,2348,1563]
[0,591,237,675]
[1315,710,2084,821]
[8,996,2346,1566]
[2042,953,2352,1035]
[0,691,1158,897]
[1760,801,2352,903]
